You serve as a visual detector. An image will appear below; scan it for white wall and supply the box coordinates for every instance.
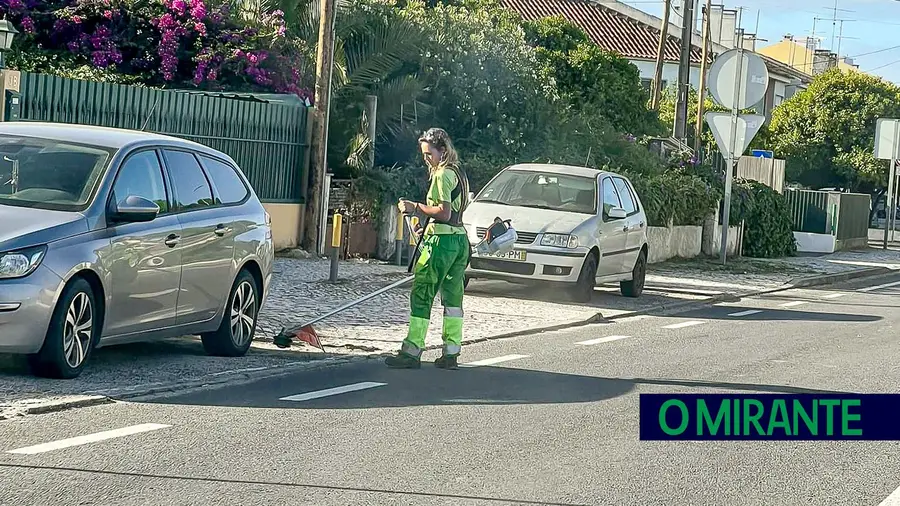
[631,60,702,90]
[793,232,836,254]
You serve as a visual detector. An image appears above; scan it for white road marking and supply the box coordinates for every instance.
[859,280,900,293]
[780,301,807,308]
[877,484,900,506]
[662,320,706,329]
[7,423,171,455]
[728,309,763,317]
[822,293,846,299]
[461,354,530,367]
[279,382,387,402]
[575,335,630,346]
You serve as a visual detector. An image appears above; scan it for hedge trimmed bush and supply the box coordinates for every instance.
[729,179,798,258]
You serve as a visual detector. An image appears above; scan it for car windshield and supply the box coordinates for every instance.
[0,135,114,212]
[476,169,597,214]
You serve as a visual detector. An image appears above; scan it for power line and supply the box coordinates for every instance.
[850,44,900,59]
[866,57,900,73]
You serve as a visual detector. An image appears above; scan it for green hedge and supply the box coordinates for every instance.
[729,179,798,258]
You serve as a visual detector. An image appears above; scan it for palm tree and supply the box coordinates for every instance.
[233,0,432,172]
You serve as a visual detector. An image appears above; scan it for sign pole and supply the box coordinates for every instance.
[885,125,899,250]
[720,47,745,264]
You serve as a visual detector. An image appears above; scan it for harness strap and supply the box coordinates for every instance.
[435,163,468,227]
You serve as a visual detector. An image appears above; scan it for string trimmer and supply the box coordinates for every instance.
[271,214,518,350]
[272,213,431,350]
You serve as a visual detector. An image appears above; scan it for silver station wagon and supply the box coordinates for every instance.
[0,123,274,379]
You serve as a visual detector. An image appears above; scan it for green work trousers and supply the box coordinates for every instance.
[400,233,470,359]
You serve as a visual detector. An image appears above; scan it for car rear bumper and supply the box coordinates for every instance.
[467,247,588,283]
[0,265,64,354]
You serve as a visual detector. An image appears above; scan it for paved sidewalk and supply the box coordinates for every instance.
[257,246,900,354]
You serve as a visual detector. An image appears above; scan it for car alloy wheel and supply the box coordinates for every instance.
[63,292,93,369]
[230,280,257,347]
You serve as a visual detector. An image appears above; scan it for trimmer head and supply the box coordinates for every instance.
[273,325,323,351]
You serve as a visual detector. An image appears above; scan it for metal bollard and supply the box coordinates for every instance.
[329,213,342,283]
[395,210,404,266]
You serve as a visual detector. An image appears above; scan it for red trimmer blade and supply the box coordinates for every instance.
[293,325,324,351]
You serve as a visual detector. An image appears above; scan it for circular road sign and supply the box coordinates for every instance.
[707,48,770,110]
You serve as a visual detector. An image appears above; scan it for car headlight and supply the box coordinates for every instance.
[541,233,579,248]
[0,246,48,279]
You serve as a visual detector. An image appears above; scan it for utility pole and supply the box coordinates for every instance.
[303,0,337,254]
[694,0,712,154]
[673,0,696,140]
[650,0,671,110]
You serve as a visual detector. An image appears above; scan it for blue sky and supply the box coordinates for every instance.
[623,0,900,83]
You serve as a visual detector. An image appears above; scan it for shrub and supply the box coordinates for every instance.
[2,0,312,98]
[729,179,798,258]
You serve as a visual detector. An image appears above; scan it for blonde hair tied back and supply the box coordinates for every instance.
[418,127,459,172]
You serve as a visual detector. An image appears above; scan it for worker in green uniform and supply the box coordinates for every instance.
[386,127,470,370]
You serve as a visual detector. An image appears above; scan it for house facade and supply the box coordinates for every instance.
[500,0,812,121]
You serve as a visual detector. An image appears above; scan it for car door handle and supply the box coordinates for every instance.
[214,224,230,237]
[164,234,180,248]
[622,225,628,232]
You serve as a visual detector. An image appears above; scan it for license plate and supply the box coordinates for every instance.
[493,250,527,262]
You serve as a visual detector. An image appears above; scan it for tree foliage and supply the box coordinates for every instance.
[522,15,662,137]
[767,68,900,192]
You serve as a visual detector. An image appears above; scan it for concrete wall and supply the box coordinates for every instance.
[262,203,304,251]
[647,225,703,264]
[793,232,836,254]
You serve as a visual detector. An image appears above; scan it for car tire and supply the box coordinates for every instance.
[620,249,647,298]
[571,252,598,303]
[201,270,259,357]
[30,277,99,379]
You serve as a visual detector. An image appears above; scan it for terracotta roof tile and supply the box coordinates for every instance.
[501,0,705,64]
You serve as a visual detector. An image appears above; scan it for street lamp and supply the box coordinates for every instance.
[0,19,19,69]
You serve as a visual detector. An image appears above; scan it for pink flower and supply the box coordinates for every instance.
[72,15,82,24]
[194,22,206,36]
[103,10,114,19]
[170,0,187,14]
[20,16,34,33]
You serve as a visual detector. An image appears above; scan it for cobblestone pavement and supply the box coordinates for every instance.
[1,246,896,410]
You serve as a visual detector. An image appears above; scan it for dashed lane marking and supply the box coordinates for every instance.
[822,293,846,299]
[575,335,630,346]
[662,320,706,329]
[780,301,808,308]
[877,483,900,506]
[461,355,530,367]
[279,382,387,402]
[728,310,763,317]
[859,280,900,293]
[6,423,171,455]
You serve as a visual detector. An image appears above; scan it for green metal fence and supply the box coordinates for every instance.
[15,72,311,203]
[784,189,829,233]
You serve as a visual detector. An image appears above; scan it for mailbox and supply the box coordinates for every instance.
[4,89,19,121]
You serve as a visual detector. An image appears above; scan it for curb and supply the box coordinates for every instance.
[5,265,892,417]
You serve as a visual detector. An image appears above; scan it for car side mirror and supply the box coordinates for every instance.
[608,207,627,220]
[110,195,160,224]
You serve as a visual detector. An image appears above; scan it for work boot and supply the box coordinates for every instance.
[434,354,459,370]
[385,352,421,369]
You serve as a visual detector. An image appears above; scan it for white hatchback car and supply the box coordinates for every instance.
[464,163,649,302]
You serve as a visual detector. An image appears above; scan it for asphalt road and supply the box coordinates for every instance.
[1,272,900,506]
